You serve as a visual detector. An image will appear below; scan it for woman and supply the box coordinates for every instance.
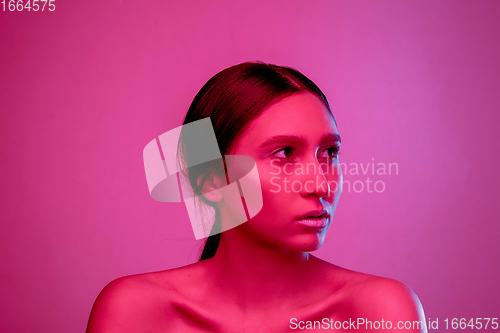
[87,62,427,332]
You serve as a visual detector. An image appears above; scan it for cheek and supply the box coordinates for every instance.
[244,177,290,228]
[259,163,287,195]
[259,170,297,210]
[259,182,286,217]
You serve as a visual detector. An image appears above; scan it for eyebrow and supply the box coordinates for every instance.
[259,133,341,149]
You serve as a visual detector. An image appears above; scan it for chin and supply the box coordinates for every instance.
[287,234,326,252]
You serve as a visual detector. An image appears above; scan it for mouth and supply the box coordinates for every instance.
[296,210,330,228]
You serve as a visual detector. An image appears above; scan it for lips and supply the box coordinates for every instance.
[296,209,330,228]
[296,209,329,220]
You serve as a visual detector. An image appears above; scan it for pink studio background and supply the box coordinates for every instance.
[1,0,499,332]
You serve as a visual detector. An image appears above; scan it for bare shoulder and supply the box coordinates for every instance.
[86,264,201,333]
[86,272,168,332]
[334,266,427,332]
[312,258,426,332]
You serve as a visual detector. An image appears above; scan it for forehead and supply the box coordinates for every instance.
[230,92,339,152]
[260,92,334,127]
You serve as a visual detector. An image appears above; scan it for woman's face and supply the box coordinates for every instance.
[227,92,342,252]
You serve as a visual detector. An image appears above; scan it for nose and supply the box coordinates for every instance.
[299,159,331,198]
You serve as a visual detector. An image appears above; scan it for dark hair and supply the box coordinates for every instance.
[180,62,334,261]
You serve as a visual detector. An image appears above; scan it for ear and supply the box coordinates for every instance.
[199,173,226,203]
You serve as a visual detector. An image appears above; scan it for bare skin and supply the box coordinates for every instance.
[86,259,425,332]
[87,93,426,332]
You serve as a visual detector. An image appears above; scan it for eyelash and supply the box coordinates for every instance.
[272,146,340,160]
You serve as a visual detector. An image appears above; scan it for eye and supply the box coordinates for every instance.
[273,146,296,159]
[318,146,340,160]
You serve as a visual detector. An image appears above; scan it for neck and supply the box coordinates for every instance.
[205,227,320,312]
